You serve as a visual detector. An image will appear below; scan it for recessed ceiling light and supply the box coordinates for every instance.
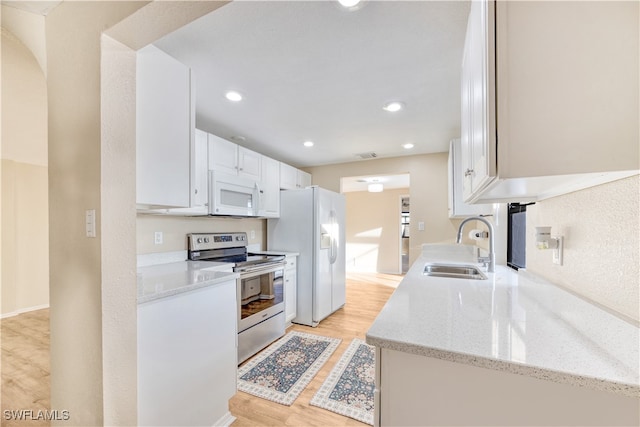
[383,101,405,112]
[303,141,314,147]
[225,91,243,102]
[338,0,361,8]
[231,135,246,142]
[402,143,415,149]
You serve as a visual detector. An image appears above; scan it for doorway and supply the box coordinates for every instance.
[340,174,410,274]
[400,196,410,273]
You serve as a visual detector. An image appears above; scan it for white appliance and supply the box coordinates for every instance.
[208,170,260,216]
[267,186,346,327]
[187,232,286,364]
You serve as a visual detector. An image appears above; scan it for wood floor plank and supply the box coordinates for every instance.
[1,309,51,427]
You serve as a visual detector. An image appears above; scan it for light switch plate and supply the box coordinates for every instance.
[85,210,96,238]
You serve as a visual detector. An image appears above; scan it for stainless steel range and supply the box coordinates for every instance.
[188,232,286,364]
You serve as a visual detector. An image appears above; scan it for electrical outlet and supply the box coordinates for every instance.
[418,221,425,231]
[250,230,256,239]
[154,231,163,245]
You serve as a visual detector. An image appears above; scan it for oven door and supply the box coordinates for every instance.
[209,170,259,217]
[237,264,284,333]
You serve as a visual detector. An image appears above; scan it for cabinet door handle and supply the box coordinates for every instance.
[464,168,474,177]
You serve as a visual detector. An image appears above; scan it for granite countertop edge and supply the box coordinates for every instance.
[365,335,640,398]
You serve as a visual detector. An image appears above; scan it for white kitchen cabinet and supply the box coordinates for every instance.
[280,162,312,190]
[297,170,312,189]
[279,162,297,190]
[192,129,209,208]
[375,347,638,427]
[448,139,493,218]
[136,44,194,208]
[259,155,280,218]
[283,255,297,324]
[138,280,237,426]
[208,133,238,176]
[208,133,262,181]
[461,0,639,204]
[238,146,262,181]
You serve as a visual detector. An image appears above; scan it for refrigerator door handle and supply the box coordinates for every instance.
[329,209,338,264]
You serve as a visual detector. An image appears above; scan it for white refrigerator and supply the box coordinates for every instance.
[267,186,346,327]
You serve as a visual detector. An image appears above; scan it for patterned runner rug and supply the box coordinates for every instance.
[310,338,375,425]
[237,331,341,406]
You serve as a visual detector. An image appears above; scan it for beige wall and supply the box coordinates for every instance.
[1,27,49,317]
[526,175,640,323]
[137,215,266,254]
[345,188,408,274]
[306,153,464,266]
[45,2,228,424]
[46,2,148,425]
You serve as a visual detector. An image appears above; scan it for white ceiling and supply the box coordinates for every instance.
[155,0,470,168]
[2,1,62,15]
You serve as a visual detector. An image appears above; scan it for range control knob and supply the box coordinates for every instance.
[204,237,210,243]
[196,238,203,244]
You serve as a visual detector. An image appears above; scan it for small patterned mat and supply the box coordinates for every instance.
[237,331,341,406]
[310,338,375,425]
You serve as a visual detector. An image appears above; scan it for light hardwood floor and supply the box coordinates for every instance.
[1,308,51,426]
[0,272,400,426]
[230,273,400,427]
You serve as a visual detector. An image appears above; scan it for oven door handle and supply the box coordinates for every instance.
[236,263,285,276]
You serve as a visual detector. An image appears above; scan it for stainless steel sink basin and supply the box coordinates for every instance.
[423,263,488,280]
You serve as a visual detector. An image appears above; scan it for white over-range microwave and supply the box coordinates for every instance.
[208,170,260,217]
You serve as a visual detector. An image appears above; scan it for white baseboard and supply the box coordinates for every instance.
[212,411,236,427]
[1,303,50,319]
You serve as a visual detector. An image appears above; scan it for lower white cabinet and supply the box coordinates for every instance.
[375,347,638,427]
[138,281,237,426]
[284,255,298,324]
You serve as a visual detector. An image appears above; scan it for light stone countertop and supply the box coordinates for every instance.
[137,261,238,304]
[366,244,640,398]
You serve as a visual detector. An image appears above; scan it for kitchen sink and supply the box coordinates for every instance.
[423,263,488,280]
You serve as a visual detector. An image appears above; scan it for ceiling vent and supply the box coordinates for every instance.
[356,152,378,160]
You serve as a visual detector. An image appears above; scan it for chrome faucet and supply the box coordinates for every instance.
[456,216,495,273]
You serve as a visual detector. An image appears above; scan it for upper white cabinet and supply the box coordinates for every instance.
[280,162,312,190]
[461,0,639,204]
[208,134,262,181]
[136,45,194,208]
[259,155,280,218]
[238,147,262,181]
[448,139,493,218]
[280,163,297,190]
[193,129,209,208]
[297,170,312,189]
